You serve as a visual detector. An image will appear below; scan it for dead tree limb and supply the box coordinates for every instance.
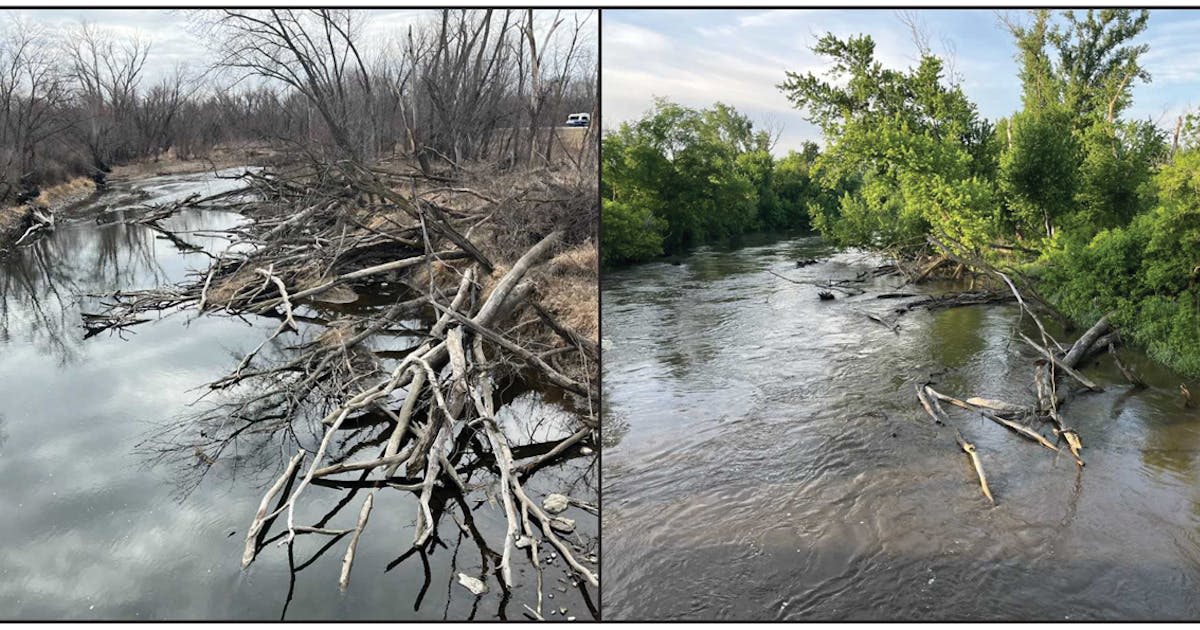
[243,449,305,568]
[955,429,994,505]
[338,492,373,591]
[1062,312,1114,368]
[926,386,1060,453]
[1019,332,1103,392]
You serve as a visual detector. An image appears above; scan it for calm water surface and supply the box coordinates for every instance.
[601,233,1200,620]
[0,170,596,620]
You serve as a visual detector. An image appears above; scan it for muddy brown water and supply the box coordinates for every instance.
[601,233,1200,620]
[0,170,596,620]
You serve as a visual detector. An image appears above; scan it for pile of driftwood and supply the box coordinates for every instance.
[82,159,598,611]
[774,238,1144,505]
[915,261,1136,505]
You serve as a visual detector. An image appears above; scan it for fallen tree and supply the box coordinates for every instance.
[910,237,1142,502]
[83,156,599,611]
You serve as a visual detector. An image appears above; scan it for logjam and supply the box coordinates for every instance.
[83,159,600,608]
[911,262,1129,499]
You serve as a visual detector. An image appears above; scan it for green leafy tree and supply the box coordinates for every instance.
[771,144,822,229]
[1072,119,1166,234]
[1041,149,1200,375]
[601,199,667,266]
[601,99,811,265]
[1049,9,1150,124]
[998,104,1081,239]
[779,33,996,254]
[998,9,1155,243]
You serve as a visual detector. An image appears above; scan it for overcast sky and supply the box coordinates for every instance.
[8,8,594,90]
[602,9,1200,153]
[7,9,431,77]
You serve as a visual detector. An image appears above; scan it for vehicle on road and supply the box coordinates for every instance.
[565,112,591,127]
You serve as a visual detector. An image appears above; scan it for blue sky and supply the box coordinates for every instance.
[603,9,1200,153]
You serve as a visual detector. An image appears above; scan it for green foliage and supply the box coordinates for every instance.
[1001,8,1200,375]
[1008,10,1059,112]
[770,11,1199,374]
[1041,150,1200,376]
[995,9,1163,247]
[600,199,667,266]
[779,33,996,255]
[601,99,821,265]
[998,104,1081,238]
[1005,9,1150,124]
[771,145,824,230]
[1072,119,1166,234]
[1050,9,1150,123]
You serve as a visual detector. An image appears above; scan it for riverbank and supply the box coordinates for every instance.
[0,143,285,255]
[0,177,97,252]
[108,143,285,180]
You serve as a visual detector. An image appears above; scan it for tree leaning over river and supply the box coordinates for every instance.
[778,8,1200,377]
[603,8,1199,376]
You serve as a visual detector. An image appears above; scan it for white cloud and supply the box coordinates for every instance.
[604,20,671,52]
[738,10,814,29]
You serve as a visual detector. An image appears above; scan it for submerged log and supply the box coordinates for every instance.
[913,255,950,283]
[1019,333,1103,392]
[963,397,1028,417]
[766,268,862,296]
[243,450,305,568]
[1110,344,1145,389]
[916,385,993,504]
[955,429,995,505]
[1035,363,1083,466]
[926,386,1060,453]
[338,493,373,591]
[1062,312,1114,369]
[897,291,1012,313]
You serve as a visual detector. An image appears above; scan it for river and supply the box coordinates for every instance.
[0,169,596,620]
[600,232,1200,620]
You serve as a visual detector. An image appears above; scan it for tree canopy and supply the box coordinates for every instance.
[601,99,826,265]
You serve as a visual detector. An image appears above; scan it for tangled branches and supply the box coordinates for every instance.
[84,158,599,610]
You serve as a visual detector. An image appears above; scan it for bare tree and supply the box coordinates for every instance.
[133,65,189,160]
[0,9,597,204]
[199,9,375,161]
[0,17,70,198]
[65,21,150,171]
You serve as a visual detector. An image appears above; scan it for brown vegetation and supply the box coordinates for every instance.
[84,154,598,609]
[10,9,597,612]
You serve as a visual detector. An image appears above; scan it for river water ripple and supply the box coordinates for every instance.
[601,233,1200,620]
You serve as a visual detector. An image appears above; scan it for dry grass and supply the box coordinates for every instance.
[403,158,597,347]
[31,176,97,209]
[316,319,358,349]
[206,269,264,306]
[0,205,26,241]
[0,176,99,249]
[109,143,283,181]
[540,243,598,341]
[364,208,416,232]
[477,126,594,167]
